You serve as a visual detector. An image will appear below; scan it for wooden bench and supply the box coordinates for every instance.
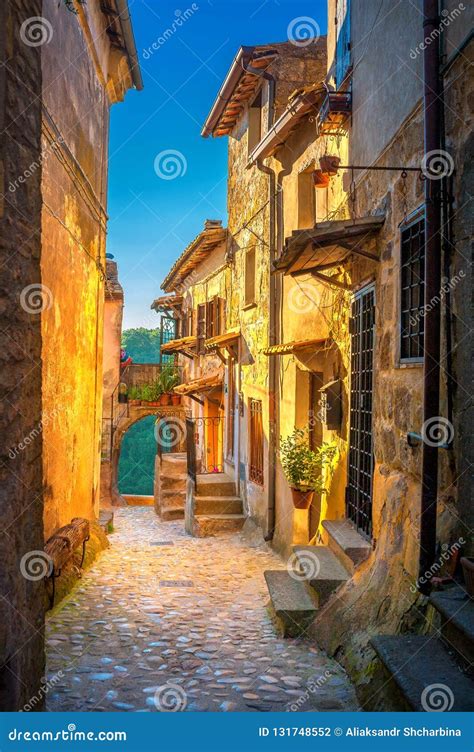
[44,517,90,607]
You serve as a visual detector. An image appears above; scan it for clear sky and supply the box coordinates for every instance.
[108,0,328,329]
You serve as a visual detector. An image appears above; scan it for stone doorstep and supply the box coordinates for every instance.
[122,495,154,507]
[430,586,474,669]
[192,513,246,538]
[322,519,372,573]
[160,474,187,490]
[194,495,243,515]
[292,545,349,606]
[371,634,474,712]
[195,474,236,497]
[160,507,184,521]
[264,570,318,638]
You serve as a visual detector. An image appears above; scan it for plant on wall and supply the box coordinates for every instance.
[280,428,337,510]
[159,363,179,394]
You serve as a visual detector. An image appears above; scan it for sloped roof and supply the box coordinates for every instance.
[161,221,227,292]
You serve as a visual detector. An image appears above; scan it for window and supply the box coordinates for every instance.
[335,0,351,87]
[249,398,264,485]
[248,89,262,156]
[196,297,225,354]
[297,170,316,229]
[400,215,425,361]
[244,247,256,305]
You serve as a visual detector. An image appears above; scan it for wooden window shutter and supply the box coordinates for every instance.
[217,297,226,335]
[197,304,206,354]
[336,0,351,87]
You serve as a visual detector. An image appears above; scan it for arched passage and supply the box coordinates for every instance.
[118,415,157,497]
[106,405,188,507]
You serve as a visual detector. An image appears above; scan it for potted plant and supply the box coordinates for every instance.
[140,384,153,405]
[159,363,179,406]
[147,380,162,407]
[280,428,337,511]
[128,386,140,406]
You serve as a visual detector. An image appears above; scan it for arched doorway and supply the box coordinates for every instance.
[118,415,157,499]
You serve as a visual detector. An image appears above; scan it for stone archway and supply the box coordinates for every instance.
[107,405,188,507]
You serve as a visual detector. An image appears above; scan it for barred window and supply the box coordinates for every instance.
[249,398,264,485]
[400,216,425,361]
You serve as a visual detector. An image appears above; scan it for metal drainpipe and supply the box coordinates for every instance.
[243,58,279,540]
[418,0,443,594]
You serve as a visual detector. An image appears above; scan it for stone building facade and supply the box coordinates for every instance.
[0,0,141,710]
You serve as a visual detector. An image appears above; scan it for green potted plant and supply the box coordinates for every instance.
[280,428,337,511]
[128,386,140,406]
[159,363,179,406]
[140,384,153,405]
[148,380,162,407]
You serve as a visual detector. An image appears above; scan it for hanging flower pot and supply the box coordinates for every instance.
[461,557,474,598]
[319,154,340,176]
[312,169,330,188]
[290,487,314,510]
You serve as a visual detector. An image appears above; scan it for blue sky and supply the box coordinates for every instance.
[108,0,327,329]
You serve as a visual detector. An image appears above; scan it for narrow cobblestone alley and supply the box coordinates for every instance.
[46,509,358,712]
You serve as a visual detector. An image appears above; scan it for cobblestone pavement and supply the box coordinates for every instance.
[46,508,358,712]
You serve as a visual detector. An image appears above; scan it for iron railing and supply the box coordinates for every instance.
[185,416,224,476]
[186,418,196,483]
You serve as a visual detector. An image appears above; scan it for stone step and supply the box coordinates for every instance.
[160,507,185,521]
[122,494,154,507]
[192,513,245,538]
[194,495,243,515]
[196,474,236,497]
[430,586,474,672]
[264,570,318,638]
[322,519,371,573]
[371,634,474,711]
[292,545,349,606]
[160,474,187,491]
[160,489,186,510]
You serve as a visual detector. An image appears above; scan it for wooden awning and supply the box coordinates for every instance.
[274,216,386,277]
[174,373,223,396]
[151,294,183,312]
[263,337,331,356]
[204,328,241,352]
[160,335,196,355]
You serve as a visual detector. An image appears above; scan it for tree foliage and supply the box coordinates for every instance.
[118,416,156,496]
[122,328,161,363]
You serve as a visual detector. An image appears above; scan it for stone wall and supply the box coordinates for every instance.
[0,0,45,711]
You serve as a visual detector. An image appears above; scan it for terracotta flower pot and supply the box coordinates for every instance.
[129,399,140,406]
[461,557,474,598]
[291,487,314,510]
[319,154,340,176]
[312,169,330,188]
[160,393,171,406]
[171,394,181,406]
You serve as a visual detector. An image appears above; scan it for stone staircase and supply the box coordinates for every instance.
[370,585,474,711]
[186,473,246,537]
[264,519,371,637]
[155,452,187,521]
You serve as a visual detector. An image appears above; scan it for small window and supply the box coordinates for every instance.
[297,170,316,229]
[249,398,264,485]
[244,247,256,305]
[400,215,425,361]
[335,0,351,87]
[248,90,262,156]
